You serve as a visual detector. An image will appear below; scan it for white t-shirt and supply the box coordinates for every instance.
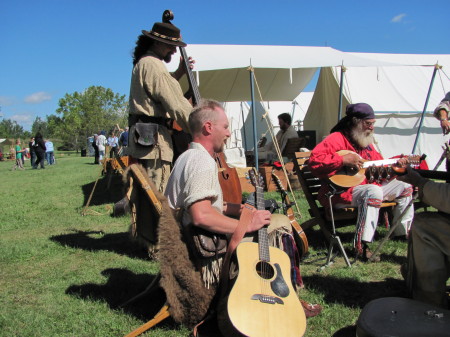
[165,142,223,226]
[96,134,107,151]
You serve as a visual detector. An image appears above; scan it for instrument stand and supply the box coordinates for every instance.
[319,187,352,271]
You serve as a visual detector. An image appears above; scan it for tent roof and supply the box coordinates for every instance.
[167,44,450,101]
[168,45,405,71]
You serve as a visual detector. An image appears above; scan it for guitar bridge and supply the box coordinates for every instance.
[251,294,284,305]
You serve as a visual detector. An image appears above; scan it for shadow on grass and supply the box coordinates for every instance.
[81,173,124,207]
[50,230,150,260]
[332,326,357,337]
[66,268,176,325]
[303,226,408,263]
[303,273,408,309]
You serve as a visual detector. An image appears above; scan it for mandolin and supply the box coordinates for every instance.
[218,169,306,337]
[329,150,425,188]
[271,171,309,259]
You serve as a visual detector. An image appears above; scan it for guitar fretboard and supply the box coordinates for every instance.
[255,185,270,262]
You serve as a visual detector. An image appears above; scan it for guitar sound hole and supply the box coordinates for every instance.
[256,261,275,280]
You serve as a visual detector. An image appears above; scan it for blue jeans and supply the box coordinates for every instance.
[46,151,54,165]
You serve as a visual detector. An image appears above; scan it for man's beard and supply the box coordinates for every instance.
[163,53,172,63]
[350,122,374,148]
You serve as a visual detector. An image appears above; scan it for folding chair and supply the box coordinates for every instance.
[293,151,398,268]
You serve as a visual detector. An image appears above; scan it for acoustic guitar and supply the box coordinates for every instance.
[271,171,309,258]
[218,169,306,337]
[329,150,425,188]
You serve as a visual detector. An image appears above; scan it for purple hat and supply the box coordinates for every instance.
[345,103,375,119]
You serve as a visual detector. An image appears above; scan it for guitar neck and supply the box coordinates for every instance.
[179,47,201,105]
[255,185,270,262]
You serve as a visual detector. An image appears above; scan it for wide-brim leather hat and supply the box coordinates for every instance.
[142,22,186,47]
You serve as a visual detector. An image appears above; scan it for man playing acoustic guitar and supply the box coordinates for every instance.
[308,103,413,261]
[164,99,320,333]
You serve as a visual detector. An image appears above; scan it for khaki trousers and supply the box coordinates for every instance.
[139,159,171,193]
[407,211,450,308]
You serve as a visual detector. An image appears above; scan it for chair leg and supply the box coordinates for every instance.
[369,198,415,262]
[319,234,352,270]
[319,189,352,269]
[124,302,170,337]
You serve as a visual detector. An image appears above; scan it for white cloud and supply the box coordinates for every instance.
[10,114,33,124]
[24,92,52,104]
[391,13,406,23]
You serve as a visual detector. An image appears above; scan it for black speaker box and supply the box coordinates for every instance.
[297,130,316,150]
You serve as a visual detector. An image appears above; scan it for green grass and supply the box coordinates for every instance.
[0,156,412,336]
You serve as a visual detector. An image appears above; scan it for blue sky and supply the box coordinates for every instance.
[1,0,449,130]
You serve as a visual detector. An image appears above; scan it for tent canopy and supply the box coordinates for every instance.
[167,44,403,102]
[304,53,450,170]
[166,44,450,168]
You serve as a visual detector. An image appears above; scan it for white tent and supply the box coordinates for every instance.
[167,44,400,101]
[167,44,450,169]
[304,53,450,170]
[221,92,314,151]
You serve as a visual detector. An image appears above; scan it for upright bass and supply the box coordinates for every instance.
[163,10,242,203]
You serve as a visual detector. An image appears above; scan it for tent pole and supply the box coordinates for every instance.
[291,100,297,120]
[249,66,259,171]
[240,102,247,150]
[412,64,440,154]
[338,65,346,122]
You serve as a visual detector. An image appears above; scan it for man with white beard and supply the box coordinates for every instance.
[308,103,413,261]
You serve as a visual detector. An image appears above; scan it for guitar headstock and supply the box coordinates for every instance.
[405,153,427,168]
[248,168,264,190]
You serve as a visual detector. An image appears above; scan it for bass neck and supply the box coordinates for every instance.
[179,46,201,105]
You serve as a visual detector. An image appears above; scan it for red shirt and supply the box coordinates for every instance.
[308,132,383,207]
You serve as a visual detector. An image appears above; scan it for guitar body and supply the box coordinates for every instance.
[328,150,366,188]
[219,242,306,337]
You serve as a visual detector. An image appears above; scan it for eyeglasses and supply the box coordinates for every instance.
[363,120,376,127]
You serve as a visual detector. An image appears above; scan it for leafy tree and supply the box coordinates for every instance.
[54,86,128,150]
[31,117,49,137]
[0,118,30,139]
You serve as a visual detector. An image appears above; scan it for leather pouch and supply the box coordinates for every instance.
[134,122,158,147]
[189,225,228,258]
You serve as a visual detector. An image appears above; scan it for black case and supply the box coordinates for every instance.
[356,297,450,337]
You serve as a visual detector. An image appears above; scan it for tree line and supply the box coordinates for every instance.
[1,86,128,151]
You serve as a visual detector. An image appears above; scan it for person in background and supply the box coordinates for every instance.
[258,112,299,162]
[119,126,129,155]
[92,134,99,164]
[12,139,25,170]
[107,132,119,158]
[433,91,450,179]
[28,137,36,167]
[96,131,107,163]
[33,132,46,169]
[434,92,450,135]
[45,139,54,165]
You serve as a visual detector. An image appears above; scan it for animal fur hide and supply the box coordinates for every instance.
[124,164,216,327]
